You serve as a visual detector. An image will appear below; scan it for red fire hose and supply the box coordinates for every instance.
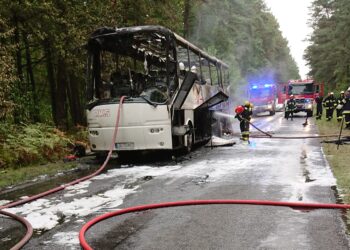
[0,210,33,250]
[0,96,126,249]
[79,199,350,250]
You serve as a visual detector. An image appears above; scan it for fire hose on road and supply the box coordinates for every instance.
[79,199,350,250]
[0,96,126,250]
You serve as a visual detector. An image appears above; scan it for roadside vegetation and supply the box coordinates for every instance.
[0,123,87,189]
[316,118,350,205]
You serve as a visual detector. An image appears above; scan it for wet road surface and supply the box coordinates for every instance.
[1,112,349,249]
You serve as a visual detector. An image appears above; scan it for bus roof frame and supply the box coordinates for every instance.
[87,25,229,69]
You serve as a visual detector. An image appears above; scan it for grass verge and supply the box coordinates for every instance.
[316,117,350,224]
[0,161,77,191]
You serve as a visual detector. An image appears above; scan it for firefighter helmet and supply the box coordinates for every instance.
[179,62,185,71]
[290,95,294,98]
[341,91,345,94]
[235,105,244,114]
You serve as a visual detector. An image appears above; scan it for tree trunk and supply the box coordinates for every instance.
[43,39,58,126]
[183,0,190,38]
[56,58,68,130]
[13,14,23,83]
[67,71,85,126]
[23,32,39,122]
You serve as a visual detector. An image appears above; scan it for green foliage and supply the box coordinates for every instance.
[305,0,350,92]
[0,123,72,168]
[0,17,16,120]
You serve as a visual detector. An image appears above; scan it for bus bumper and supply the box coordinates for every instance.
[88,125,173,151]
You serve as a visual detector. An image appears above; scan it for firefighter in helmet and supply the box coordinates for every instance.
[285,95,296,120]
[315,95,323,120]
[341,87,350,129]
[323,92,337,121]
[336,91,345,122]
[235,101,253,141]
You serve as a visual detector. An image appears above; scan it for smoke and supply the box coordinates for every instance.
[187,0,298,108]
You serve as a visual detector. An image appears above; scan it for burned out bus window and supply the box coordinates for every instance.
[223,68,230,87]
[188,50,200,80]
[201,58,211,85]
[88,31,176,102]
[210,62,219,86]
[177,45,189,78]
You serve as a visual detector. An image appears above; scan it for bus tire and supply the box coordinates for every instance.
[95,152,108,163]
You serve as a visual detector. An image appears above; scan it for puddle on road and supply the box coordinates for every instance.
[0,165,97,203]
[300,148,316,183]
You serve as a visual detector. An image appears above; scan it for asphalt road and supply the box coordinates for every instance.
[1,112,349,249]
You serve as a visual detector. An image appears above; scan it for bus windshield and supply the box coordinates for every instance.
[289,83,314,95]
[87,28,177,104]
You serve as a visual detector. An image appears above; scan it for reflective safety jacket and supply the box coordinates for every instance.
[286,99,296,111]
[341,97,350,114]
[337,94,345,109]
[323,95,337,109]
[235,105,252,121]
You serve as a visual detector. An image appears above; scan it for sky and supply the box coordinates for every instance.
[264,0,313,79]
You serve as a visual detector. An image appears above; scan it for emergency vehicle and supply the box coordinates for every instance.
[277,79,324,117]
[248,83,276,116]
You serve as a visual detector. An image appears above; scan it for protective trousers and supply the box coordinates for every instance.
[316,104,322,119]
[336,108,343,122]
[240,120,250,141]
[285,110,294,120]
[326,108,334,120]
[343,110,350,128]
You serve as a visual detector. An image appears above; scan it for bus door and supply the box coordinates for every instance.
[193,91,229,141]
[172,72,198,110]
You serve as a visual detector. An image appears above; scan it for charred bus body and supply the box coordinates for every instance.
[86,26,230,155]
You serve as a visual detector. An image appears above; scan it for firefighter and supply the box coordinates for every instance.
[336,91,345,122]
[285,95,296,120]
[341,87,350,129]
[315,95,323,120]
[323,92,337,121]
[235,101,253,141]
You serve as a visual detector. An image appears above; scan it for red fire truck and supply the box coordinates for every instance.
[277,79,324,117]
[248,83,277,116]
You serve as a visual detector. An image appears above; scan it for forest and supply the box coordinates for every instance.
[0,0,300,168]
[305,0,350,92]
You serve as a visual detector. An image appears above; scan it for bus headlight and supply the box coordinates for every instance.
[306,104,312,109]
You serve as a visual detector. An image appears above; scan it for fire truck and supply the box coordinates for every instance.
[277,79,324,117]
[248,83,277,116]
